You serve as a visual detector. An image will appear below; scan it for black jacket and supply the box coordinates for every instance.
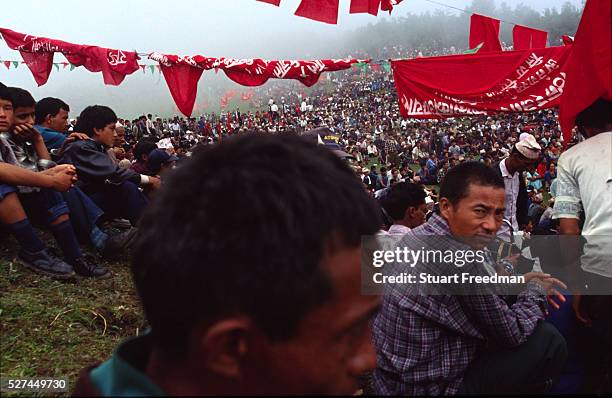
[60,139,141,194]
[492,161,529,230]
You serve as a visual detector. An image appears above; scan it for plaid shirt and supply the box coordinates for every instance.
[372,214,547,395]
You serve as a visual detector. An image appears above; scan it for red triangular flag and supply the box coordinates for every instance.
[559,0,612,143]
[159,63,204,117]
[3,61,11,69]
[257,0,281,5]
[295,0,339,24]
[469,14,502,52]
[513,25,548,50]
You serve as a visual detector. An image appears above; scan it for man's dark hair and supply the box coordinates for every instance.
[575,98,612,130]
[133,140,158,161]
[381,182,427,221]
[132,133,381,356]
[7,87,35,109]
[0,85,12,102]
[34,97,69,124]
[439,161,504,205]
[0,82,7,89]
[74,105,117,137]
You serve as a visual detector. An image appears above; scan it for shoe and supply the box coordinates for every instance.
[18,248,75,280]
[103,218,133,231]
[70,256,109,278]
[102,227,138,259]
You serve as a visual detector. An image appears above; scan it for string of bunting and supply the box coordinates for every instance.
[0,27,365,117]
[0,58,163,73]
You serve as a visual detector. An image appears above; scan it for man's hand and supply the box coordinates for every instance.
[65,132,90,144]
[13,123,42,142]
[41,164,76,178]
[525,272,568,312]
[41,165,77,192]
[149,176,161,190]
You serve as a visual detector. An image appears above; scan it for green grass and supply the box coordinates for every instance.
[0,231,145,396]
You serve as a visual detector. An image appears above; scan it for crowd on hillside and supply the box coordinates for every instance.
[2,39,611,395]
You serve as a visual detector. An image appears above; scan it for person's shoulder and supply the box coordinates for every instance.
[562,131,612,160]
[65,139,99,156]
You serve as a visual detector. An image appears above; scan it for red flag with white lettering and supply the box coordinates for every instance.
[392,46,572,118]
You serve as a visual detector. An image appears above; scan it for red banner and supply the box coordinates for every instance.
[148,52,360,116]
[295,0,339,24]
[350,0,381,16]
[392,46,572,119]
[513,25,548,50]
[0,28,139,86]
[559,0,612,142]
[469,14,502,52]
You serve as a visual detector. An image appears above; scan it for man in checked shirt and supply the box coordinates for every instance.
[372,161,567,395]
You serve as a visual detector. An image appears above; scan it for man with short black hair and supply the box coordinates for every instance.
[34,97,70,150]
[373,161,567,395]
[380,182,427,234]
[74,133,382,395]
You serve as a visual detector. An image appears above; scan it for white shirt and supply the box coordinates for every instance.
[387,224,411,235]
[498,158,520,241]
[553,132,612,277]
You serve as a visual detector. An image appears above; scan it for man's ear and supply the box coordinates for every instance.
[196,318,252,379]
[438,197,453,221]
[403,206,415,222]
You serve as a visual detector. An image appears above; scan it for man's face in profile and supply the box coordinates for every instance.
[240,245,380,394]
[49,108,69,132]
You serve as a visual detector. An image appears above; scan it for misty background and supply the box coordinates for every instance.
[0,0,583,118]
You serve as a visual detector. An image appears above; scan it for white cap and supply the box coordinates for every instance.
[515,134,541,159]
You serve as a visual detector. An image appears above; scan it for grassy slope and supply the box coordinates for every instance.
[0,231,145,396]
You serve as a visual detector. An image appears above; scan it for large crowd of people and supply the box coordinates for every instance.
[0,41,610,395]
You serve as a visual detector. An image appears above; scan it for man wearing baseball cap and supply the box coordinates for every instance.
[493,134,541,241]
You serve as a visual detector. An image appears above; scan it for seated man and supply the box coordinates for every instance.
[60,105,160,226]
[0,86,106,278]
[129,140,158,174]
[372,161,568,395]
[145,149,178,177]
[74,134,382,395]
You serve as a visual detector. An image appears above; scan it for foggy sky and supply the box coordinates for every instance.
[0,0,581,118]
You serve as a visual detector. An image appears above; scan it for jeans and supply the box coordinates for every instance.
[87,181,148,226]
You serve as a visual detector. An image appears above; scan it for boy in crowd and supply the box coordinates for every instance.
[74,134,381,395]
[60,106,160,226]
[34,97,71,151]
[0,86,107,278]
